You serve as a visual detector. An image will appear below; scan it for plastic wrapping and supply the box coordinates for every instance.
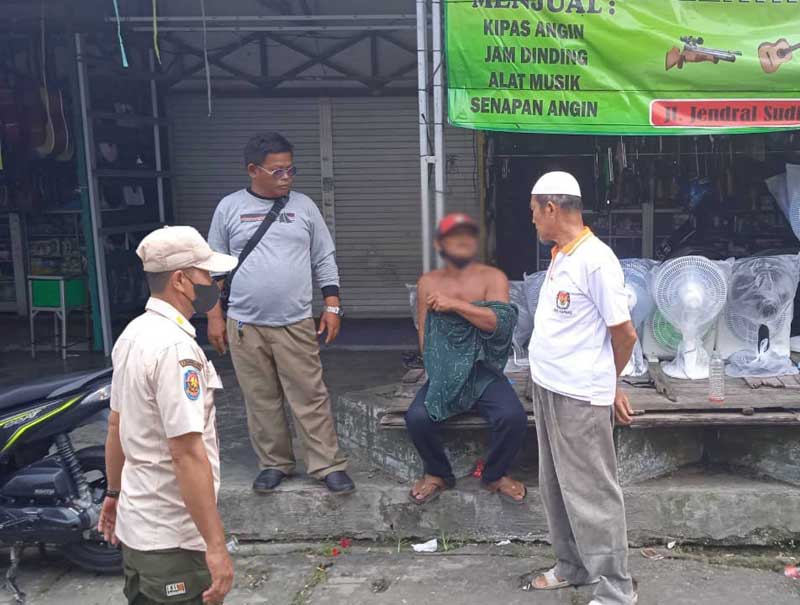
[406,284,419,331]
[722,255,800,376]
[653,257,732,380]
[509,280,533,351]
[620,259,659,377]
[767,164,800,239]
[725,345,799,378]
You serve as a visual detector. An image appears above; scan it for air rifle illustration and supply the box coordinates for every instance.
[666,37,742,71]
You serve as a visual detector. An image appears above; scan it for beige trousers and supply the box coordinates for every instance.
[227,317,347,480]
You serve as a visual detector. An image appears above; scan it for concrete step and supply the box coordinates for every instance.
[218,466,800,546]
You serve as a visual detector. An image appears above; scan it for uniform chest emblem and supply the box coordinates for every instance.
[556,291,571,310]
[183,369,201,401]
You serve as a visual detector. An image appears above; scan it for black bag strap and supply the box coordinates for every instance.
[222,195,287,306]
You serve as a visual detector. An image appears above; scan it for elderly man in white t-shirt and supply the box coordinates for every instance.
[526,172,639,605]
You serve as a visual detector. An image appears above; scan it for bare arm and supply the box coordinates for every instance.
[98,410,125,545]
[416,277,430,353]
[610,320,638,425]
[168,432,226,552]
[105,411,124,492]
[207,280,227,355]
[610,320,637,377]
[168,432,234,603]
[428,270,509,333]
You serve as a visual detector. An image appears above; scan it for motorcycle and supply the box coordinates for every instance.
[0,367,119,602]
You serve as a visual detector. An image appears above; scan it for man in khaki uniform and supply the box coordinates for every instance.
[98,226,237,605]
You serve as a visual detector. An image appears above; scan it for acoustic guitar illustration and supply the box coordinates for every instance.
[666,36,742,71]
[759,39,800,74]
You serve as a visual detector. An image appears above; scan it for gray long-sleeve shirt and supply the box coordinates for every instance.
[207,188,340,327]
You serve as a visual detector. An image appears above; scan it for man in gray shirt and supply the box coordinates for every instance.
[207,132,354,495]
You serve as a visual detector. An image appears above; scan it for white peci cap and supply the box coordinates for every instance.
[531,171,582,198]
[136,226,238,274]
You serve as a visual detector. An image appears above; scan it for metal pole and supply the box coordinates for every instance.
[111,14,416,22]
[431,0,446,267]
[416,0,431,273]
[75,33,113,356]
[132,25,417,33]
[149,51,165,223]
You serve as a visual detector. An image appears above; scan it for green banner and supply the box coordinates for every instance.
[445,0,800,135]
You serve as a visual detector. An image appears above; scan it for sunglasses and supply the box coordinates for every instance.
[256,165,297,179]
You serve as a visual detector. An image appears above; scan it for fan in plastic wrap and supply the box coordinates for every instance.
[652,256,730,379]
[406,284,419,330]
[620,259,658,376]
[723,256,800,378]
[509,271,546,367]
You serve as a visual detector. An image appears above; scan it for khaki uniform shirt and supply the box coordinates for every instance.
[110,298,222,552]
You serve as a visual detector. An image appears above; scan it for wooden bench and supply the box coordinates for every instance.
[378,364,800,430]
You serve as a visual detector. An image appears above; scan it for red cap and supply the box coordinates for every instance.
[437,213,479,238]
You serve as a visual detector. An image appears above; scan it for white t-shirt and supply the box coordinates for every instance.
[529,228,630,406]
[111,298,222,551]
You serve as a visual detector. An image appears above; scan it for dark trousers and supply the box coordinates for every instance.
[122,545,211,605]
[404,377,527,485]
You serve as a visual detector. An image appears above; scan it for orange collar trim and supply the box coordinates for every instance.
[551,227,593,260]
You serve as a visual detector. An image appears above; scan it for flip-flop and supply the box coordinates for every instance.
[528,567,570,591]
[486,478,528,505]
[408,477,447,505]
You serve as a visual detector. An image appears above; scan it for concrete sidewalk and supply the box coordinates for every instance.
[0,542,797,604]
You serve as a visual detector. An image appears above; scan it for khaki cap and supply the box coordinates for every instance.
[136,226,238,274]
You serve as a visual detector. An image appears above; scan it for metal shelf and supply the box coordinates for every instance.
[90,111,169,126]
[95,169,171,179]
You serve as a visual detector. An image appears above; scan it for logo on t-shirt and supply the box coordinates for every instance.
[556,291,571,310]
[240,212,295,224]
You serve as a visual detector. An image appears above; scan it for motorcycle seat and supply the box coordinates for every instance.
[0,368,112,411]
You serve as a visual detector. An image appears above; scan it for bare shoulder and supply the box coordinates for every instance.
[475,264,508,284]
[418,269,444,288]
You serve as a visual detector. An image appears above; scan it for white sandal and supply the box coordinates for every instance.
[531,567,569,591]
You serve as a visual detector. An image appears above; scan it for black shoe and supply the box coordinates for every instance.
[323,471,356,495]
[253,469,286,493]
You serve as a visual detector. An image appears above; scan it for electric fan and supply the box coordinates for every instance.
[509,271,546,368]
[717,255,800,376]
[652,256,730,379]
[620,259,658,376]
[406,284,419,330]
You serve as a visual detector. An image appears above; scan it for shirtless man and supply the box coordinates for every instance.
[405,213,528,505]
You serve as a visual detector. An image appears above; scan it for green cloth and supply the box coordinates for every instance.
[423,301,518,422]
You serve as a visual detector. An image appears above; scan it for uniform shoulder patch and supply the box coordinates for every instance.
[183,369,201,401]
[165,582,187,597]
[179,359,203,371]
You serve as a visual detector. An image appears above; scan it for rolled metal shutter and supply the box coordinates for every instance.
[331,97,478,316]
[168,95,322,236]
[169,95,478,317]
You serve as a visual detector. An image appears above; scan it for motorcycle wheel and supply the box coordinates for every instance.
[59,447,123,573]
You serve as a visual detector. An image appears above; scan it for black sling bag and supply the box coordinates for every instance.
[220,195,288,313]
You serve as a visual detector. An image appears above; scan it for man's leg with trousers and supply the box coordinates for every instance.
[475,378,527,485]
[404,383,456,487]
[536,384,635,604]
[533,383,591,586]
[227,319,296,475]
[268,319,347,480]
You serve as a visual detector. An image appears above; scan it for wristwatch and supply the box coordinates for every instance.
[324,306,344,318]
